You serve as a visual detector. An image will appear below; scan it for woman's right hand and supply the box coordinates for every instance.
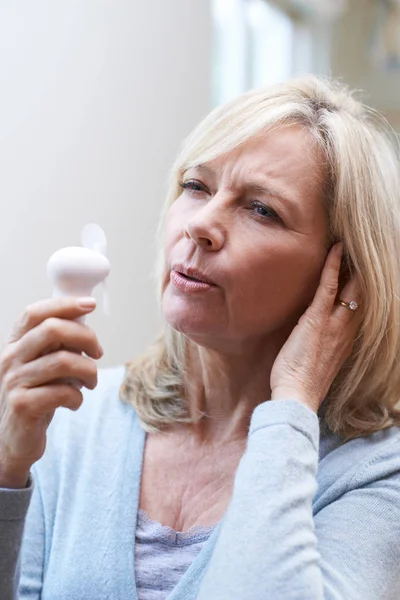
[0,297,103,489]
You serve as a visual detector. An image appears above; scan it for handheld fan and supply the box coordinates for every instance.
[47,223,111,321]
[46,223,111,387]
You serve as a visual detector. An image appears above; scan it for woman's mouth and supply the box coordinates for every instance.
[170,269,215,293]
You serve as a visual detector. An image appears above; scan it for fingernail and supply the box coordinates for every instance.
[97,344,104,357]
[78,297,97,309]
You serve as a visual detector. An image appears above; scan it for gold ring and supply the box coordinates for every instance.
[339,300,359,312]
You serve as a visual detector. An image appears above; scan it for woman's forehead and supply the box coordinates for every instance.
[186,126,325,194]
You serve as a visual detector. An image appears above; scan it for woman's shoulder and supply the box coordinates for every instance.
[322,421,400,466]
[316,423,400,510]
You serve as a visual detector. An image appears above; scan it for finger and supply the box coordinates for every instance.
[334,272,363,325]
[5,351,98,391]
[337,271,361,306]
[8,297,97,343]
[312,242,343,313]
[11,318,103,365]
[10,383,84,419]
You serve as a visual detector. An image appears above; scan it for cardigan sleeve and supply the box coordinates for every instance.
[196,399,400,600]
[0,474,45,600]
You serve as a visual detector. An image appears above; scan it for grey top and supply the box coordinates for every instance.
[135,509,216,600]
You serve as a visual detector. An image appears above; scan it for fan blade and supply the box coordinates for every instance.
[81,223,107,256]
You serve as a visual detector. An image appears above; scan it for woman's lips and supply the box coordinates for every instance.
[170,269,214,293]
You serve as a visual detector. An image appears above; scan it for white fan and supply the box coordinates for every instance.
[46,224,111,389]
[47,223,111,320]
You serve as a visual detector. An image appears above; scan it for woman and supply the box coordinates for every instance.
[1,76,400,600]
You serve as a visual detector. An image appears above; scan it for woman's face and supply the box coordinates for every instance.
[162,125,330,352]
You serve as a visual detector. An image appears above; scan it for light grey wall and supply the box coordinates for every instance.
[0,1,211,367]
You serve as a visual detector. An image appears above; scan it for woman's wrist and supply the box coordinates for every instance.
[0,459,30,489]
[0,471,30,489]
[271,387,318,412]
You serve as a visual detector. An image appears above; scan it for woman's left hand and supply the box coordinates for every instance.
[270,242,362,414]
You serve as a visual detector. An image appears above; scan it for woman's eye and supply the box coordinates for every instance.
[250,201,281,222]
[179,180,206,194]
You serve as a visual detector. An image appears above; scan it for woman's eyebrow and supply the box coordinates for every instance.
[245,182,296,208]
[188,164,215,178]
[189,164,299,216]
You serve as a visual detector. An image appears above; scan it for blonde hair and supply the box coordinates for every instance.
[121,75,400,441]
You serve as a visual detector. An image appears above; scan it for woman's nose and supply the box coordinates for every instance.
[184,204,226,251]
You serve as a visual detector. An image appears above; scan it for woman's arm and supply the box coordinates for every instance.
[197,399,400,600]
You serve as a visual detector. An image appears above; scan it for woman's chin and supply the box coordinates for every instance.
[164,309,214,338]
[162,298,220,340]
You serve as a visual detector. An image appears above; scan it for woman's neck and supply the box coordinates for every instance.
[184,335,285,443]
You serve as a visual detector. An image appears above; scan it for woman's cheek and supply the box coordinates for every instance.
[165,205,188,246]
[164,221,183,259]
